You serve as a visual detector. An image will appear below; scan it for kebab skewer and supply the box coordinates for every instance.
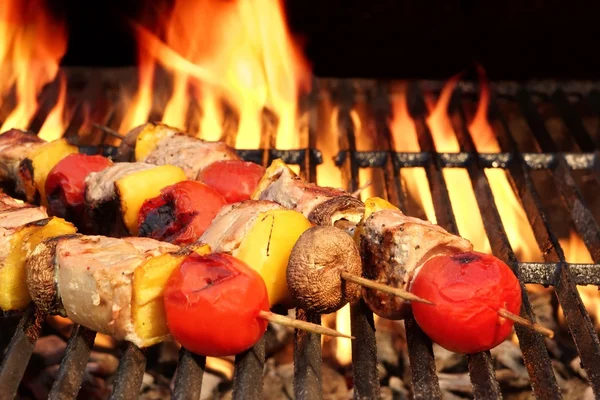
[255,160,553,353]
[0,127,430,308]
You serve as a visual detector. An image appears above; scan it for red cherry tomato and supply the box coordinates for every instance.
[197,160,265,204]
[45,154,113,227]
[138,180,226,245]
[411,251,522,354]
[164,253,270,357]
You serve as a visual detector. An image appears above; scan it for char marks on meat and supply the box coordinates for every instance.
[198,200,284,254]
[358,209,473,320]
[254,162,363,226]
[54,235,178,342]
[85,162,156,206]
[142,134,240,180]
[0,193,47,229]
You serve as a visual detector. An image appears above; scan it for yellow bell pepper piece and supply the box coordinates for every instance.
[134,123,181,162]
[251,159,296,200]
[0,217,77,311]
[234,209,312,307]
[115,164,187,236]
[29,139,79,206]
[132,244,210,345]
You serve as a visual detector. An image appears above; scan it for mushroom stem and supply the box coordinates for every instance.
[257,310,354,339]
[498,308,554,338]
[340,272,435,306]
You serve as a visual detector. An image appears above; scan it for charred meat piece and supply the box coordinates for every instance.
[253,160,364,232]
[0,130,46,196]
[198,200,284,254]
[357,208,473,320]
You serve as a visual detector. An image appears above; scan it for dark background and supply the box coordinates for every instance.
[52,0,600,80]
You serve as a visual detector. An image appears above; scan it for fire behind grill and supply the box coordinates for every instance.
[0,69,600,400]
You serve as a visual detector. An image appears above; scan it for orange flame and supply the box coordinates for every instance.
[121,0,311,149]
[0,0,67,134]
[38,74,67,141]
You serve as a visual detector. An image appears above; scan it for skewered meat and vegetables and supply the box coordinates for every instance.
[26,234,197,347]
[138,181,227,245]
[252,159,364,235]
[131,122,240,179]
[199,200,314,307]
[18,138,79,205]
[356,198,472,320]
[164,252,270,357]
[85,162,187,236]
[197,160,266,204]
[411,252,522,354]
[46,153,114,233]
[0,193,77,311]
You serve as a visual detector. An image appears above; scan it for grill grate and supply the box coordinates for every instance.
[0,71,599,399]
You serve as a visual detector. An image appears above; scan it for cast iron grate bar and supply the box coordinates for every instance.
[48,325,97,399]
[333,81,380,400]
[109,343,147,399]
[172,348,206,400]
[451,89,562,399]
[410,84,502,399]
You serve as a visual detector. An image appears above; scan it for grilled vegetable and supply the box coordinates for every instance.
[287,226,362,314]
[164,252,270,357]
[26,235,181,347]
[235,208,313,307]
[133,122,240,180]
[85,163,186,237]
[356,198,472,320]
[197,160,265,204]
[138,181,226,245]
[18,138,79,205]
[45,153,114,233]
[0,216,77,311]
[411,252,522,353]
[0,129,45,196]
[115,164,187,235]
[252,159,364,234]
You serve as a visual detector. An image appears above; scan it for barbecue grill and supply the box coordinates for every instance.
[0,69,599,400]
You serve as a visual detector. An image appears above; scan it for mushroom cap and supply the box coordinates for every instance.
[287,226,362,314]
[26,235,80,316]
[115,123,150,162]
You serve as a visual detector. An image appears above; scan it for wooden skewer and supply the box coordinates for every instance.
[351,181,372,198]
[340,271,435,306]
[258,310,354,339]
[93,123,124,139]
[498,308,554,339]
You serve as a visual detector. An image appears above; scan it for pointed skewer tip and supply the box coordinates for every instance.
[258,310,354,339]
[498,308,554,339]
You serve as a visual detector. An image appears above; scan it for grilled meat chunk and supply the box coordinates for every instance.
[142,133,240,180]
[198,200,284,254]
[357,209,473,320]
[0,130,46,196]
[0,193,48,228]
[27,235,179,346]
[253,160,364,232]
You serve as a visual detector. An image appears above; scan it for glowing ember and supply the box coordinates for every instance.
[0,0,67,134]
[121,0,311,149]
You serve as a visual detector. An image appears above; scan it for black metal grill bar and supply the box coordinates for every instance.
[0,306,43,400]
[48,325,97,400]
[172,348,206,400]
[334,82,380,400]
[410,85,502,399]
[109,343,147,400]
[231,337,265,398]
[492,92,600,397]
[451,90,562,399]
[550,90,598,152]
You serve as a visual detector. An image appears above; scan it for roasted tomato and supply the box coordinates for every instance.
[164,253,270,357]
[411,251,522,354]
[197,160,265,204]
[45,154,113,230]
[138,181,226,245]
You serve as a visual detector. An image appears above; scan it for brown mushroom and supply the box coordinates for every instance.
[287,225,362,314]
[307,195,365,236]
[26,234,81,316]
[115,123,150,162]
